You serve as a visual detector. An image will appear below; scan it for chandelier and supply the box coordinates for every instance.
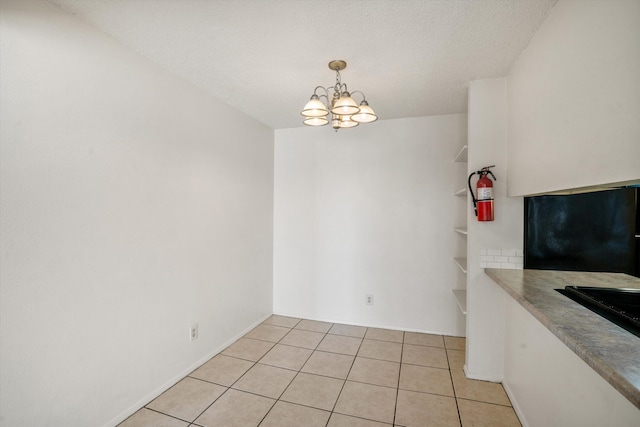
[300,60,378,129]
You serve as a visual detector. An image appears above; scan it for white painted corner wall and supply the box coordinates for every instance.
[4,0,639,426]
[273,115,467,336]
[466,78,524,381]
[507,0,640,196]
[0,1,274,426]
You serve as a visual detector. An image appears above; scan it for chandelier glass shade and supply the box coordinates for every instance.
[300,60,378,129]
[303,116,329,126]
[301,95,329,117]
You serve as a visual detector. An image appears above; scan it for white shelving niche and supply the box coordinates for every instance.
[453,145,468,316]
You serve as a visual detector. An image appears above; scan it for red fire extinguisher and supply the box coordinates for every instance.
[468,165,496,221]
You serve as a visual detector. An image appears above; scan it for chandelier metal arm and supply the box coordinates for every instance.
[349,90,368,103]
[312,85,329,97]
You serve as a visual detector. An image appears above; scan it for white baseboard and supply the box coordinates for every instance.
[463,365,503,383]
[103,313,272,427]
[272,311,466,338]
[502,379,529,427]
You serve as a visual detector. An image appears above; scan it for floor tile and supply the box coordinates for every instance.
[329,323,368,338]
[280,372,345,411]
[334,381,397,424]
[301,350,355,379]
[317,333,363,356]
[444,336,466,351]
[365,327,404,343]
[327,413,392,427]
[146,377,226,422]
[295,319,333,333]
[232,363,296,399]
[399,364,454,397]
[279,328,325,349]
[259,401,331,427]
[347,357,400,388]
[262,315,301,328]
[357,339,402,362]
[194,389,274,427]
[395,389,460,427]
[457,399,522,427]
[450,370,511,406]
[121,318,520,427]
[244,324,291,342]
[402,343,449,368]
[189,354,253,386]
[258,343,313,371]
[118,408,189,427]
[447,349,465,371]
[221,338,274,362]
[404,331,445,348]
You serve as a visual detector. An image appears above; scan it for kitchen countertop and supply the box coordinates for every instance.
[484,268,640,410]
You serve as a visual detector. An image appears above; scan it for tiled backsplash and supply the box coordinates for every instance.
[480,248,523,270]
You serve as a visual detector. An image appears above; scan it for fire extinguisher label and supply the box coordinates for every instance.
[478,187,493,200]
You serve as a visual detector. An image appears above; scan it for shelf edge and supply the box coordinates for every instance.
[454,145,468,163]
[452,289,467,314]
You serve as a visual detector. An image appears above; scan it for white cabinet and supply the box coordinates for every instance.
[453,145,468,316]
[506,0,640,197]
[503,294,640,427]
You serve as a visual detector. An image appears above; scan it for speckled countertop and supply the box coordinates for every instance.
[484,268,640,409]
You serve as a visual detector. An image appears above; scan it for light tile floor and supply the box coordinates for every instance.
[119,315,522,427]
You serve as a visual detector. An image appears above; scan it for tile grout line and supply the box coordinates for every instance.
[190,319,302,427]
[137,317,475,427]
[392,331,405,426]
[141,376,222,425]
[133,407,193,425]
[324,325,368,426]
[254,318,304,427]
[445,344,464,427]
[250,318,343,426]
[188,337,275,427]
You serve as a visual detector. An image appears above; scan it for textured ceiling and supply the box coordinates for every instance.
[51,0,557,129]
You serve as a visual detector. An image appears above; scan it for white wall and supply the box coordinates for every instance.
[466,78,523,381]
[507,0,640,196]
[0,1,274,426]
[274,115,467,336]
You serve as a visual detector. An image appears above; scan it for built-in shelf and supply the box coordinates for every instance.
[453,145,468,319]
[454,145,468,163]
[452,289,467,315]
[454,257,468,274]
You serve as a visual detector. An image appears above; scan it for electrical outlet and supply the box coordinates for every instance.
[190,324,198,342]
[366,294,374,305]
